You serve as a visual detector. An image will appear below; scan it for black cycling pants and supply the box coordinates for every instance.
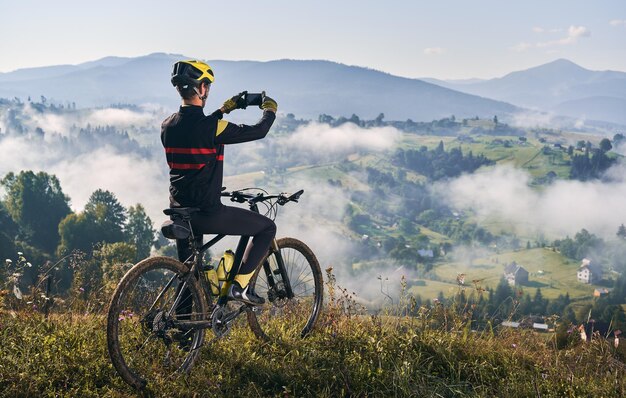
[176,205,277,275]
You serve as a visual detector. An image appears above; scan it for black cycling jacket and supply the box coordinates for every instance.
[161,105,276,211]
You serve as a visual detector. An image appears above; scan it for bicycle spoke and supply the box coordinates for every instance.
[247,238,322,341]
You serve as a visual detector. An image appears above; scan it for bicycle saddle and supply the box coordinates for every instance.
[161,207,200,240]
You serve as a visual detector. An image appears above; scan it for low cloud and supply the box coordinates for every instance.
[436,164,626,239]
[48,147,168,222]
[15,103,166,138]
[537,25,591,48]
[89,108,154,128]
[511,110,557,127]
[424,47,445,56]
[568,26,590,38]
[609,19,626,27]
[514,25,591,51]
[532,26,563,34]
[511,42,533,52]
[281,122,401,162]
[510,110,588,130]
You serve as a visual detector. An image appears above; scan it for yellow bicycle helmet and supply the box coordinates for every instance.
[171,60,215,88]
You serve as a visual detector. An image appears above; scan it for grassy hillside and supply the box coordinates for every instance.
[2,298,625,397]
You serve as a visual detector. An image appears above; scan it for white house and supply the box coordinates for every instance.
[577,258,602,284]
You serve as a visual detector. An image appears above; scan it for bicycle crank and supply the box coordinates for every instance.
[209,304,246,338]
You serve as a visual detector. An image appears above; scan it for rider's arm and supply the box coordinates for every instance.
[213,110,276,145]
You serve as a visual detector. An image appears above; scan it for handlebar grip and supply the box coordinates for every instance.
[288,189,304,202]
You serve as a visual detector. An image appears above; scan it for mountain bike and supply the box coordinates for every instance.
[106,188,324,390]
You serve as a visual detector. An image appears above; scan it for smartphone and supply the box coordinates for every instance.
[244,92,263,106]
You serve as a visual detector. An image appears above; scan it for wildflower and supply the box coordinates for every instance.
[511,343,517,348]
[26,262,32,267]
[5,259,12,265]
[17,252,23,256]
[578,325,587,342]
[79,287,85,292]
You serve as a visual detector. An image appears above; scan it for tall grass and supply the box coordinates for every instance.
[1,272,624,397]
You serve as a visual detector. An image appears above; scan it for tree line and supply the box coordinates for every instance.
[394,141,494,181]
[408,274,626,336]
[569,138,616,181]
[1,170,157,298]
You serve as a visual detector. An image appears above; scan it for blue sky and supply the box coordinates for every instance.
[0,0,624,79]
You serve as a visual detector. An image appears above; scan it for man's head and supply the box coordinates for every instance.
[171,60,215,105]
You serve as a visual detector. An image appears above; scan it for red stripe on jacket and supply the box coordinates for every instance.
[165,147,217,155]
[167,162,206,170]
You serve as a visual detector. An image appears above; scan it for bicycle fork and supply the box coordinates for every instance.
[261,239,295,300]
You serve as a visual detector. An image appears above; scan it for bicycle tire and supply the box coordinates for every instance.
[247,237,323,341]
[106,256,207,390]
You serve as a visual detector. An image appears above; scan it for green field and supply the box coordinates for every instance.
[432,248,595,300]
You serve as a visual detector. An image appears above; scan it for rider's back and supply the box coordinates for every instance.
[161,105,224,211]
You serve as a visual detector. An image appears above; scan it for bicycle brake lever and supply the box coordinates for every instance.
[230,192,245,203]
[287,189,304,203]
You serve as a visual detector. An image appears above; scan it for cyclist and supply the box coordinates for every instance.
[161,60,277,305]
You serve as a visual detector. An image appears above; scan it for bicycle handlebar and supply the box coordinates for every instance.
[221,188,304,206]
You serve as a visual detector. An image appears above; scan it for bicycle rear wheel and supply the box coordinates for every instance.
[247,237,323,341]
[106,257,207,390]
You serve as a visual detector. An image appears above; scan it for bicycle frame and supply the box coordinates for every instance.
[168,200,296,330]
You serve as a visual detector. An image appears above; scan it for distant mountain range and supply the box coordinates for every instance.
[0,54,624,125]
[423,59,626,125]
[0,53,517,122]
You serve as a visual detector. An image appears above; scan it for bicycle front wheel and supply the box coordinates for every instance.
[106,256,207,390]
[247,237,323,341]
